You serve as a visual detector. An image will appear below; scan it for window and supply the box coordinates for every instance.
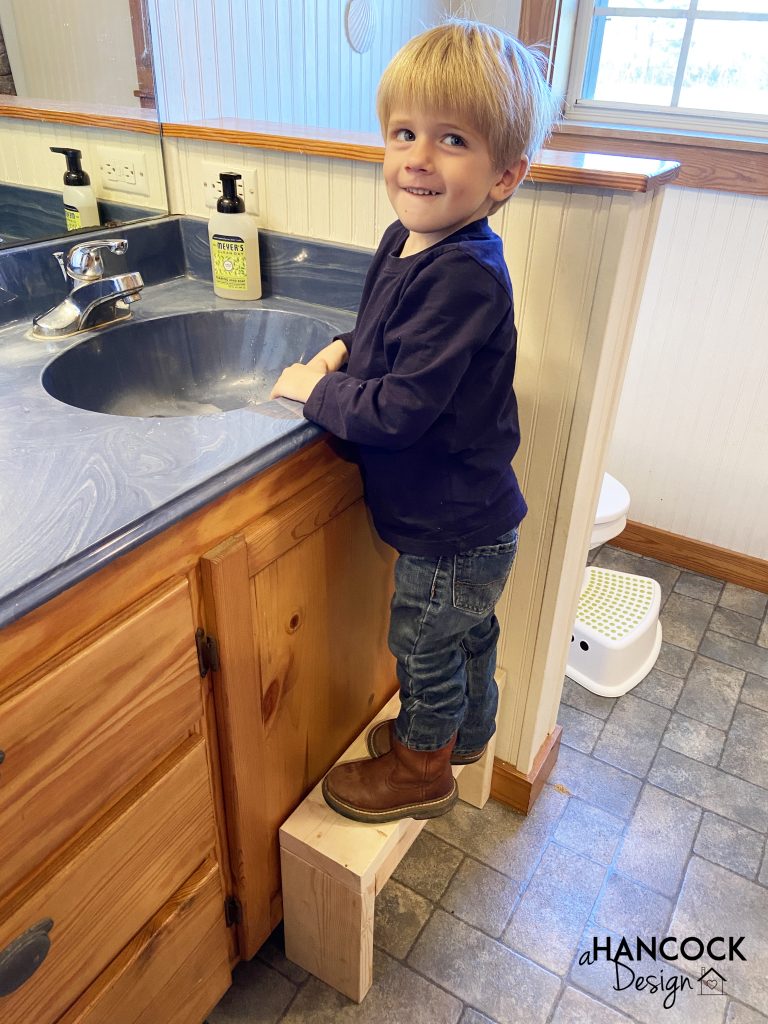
[566,1,768,134]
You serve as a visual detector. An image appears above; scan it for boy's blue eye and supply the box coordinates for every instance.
[444,133,466,147]
[394,128,415,141]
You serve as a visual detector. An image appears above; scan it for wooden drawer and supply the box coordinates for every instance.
[0,577,202,893]
[0,736,215,1024]
[59,858,230,1024]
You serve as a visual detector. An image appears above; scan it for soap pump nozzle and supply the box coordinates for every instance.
[50,147,90,186]
[217,172,245,213]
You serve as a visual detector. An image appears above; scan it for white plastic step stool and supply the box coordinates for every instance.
[567,566,662,697]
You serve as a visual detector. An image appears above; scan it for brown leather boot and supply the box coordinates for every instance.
[322,732,458,823]
[367,718,487,765]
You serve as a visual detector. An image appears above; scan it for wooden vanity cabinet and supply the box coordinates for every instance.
[0,435,396,1021]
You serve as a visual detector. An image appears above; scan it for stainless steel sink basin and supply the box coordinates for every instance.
[41,308,338,417]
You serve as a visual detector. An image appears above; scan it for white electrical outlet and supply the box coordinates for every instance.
[201,162,258,214]
[96,146,150,197]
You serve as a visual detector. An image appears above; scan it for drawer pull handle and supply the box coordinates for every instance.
[0,919,53,996]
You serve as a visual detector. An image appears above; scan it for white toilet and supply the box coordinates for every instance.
[566,472,662,698]
[589,472,630,550]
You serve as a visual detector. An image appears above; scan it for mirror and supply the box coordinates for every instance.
[0,0,167,250]
[150,1,522,134]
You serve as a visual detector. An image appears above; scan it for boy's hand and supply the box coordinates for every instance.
[270,363,325,403]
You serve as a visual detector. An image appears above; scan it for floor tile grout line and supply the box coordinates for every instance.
[557,975,648,1024]
[378,898,470,1016]
[276,964,319,1022]
[397,898,565,1023]
[393,849,531,946]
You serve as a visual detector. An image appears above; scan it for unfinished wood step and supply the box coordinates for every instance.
[279,670,506,1002]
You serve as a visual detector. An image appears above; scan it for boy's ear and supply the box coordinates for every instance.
[491,157,530,202]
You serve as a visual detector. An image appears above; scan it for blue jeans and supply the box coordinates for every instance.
[388,527,519,752]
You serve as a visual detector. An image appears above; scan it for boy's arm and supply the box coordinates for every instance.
[305,338,349,373]
[274,220,397,399]
[303,253,508,449]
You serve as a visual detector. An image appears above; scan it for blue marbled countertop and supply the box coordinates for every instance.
[0,276,355,629]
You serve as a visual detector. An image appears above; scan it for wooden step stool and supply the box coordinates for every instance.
[279,670,505,1002]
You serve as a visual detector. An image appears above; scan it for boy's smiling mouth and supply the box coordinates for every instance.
[404,187,440,196]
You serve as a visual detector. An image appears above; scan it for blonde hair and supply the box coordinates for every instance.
[376,19,559,172]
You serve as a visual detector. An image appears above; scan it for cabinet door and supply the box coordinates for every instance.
[58,858,230,1024]
[0,577,202,895]
[0,738,216,1024]
[202,463,396,958]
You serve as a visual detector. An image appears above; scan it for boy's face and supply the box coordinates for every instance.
[383,107,527,255]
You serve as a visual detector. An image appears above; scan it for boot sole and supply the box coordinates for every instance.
[366,725,486,766]
[321,776,458,824]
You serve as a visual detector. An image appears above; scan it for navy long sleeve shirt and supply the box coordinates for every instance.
[303,217,527,556]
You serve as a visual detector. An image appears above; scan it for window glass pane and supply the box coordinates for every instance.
[679,19,768,113]
[587,16,686,104]
[696,1,768,12]
[601,1,689,8]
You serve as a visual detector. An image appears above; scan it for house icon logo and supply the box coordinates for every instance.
[699,966,726,995]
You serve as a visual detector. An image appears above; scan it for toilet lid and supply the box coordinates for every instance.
[595,472,630,524]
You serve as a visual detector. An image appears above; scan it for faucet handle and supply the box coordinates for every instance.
[52,251,67,281]
[65,238,129,282]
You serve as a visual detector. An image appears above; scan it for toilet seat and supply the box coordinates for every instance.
[590,472,630,549]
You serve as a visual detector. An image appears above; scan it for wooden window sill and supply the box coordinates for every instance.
[551,121,768,195]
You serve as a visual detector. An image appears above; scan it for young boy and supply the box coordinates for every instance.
[270,20,558,824]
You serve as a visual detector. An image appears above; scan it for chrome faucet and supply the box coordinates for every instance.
[31,238,144,339]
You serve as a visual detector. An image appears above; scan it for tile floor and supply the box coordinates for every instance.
[207,546,768,1024]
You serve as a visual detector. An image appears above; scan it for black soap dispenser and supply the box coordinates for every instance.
[207,171,261,299]
[50,147,100,231]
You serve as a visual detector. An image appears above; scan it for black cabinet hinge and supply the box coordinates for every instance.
[195,628,220,677]
[224,895,242,927]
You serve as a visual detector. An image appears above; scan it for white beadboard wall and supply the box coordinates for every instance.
[607,186,768,560]
[148,0,522,132]
[149,0,437,132]
[0,118,167,211]
[163,136,393,244]
[0,0,141,108]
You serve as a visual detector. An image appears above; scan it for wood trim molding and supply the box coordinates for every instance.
[161,120,383,163]
[611,521,768,595]
[490,725,563,815]
[0,98,160,134]
[162,120,678,192]
[519,0,561,56]
[128,0,157,110]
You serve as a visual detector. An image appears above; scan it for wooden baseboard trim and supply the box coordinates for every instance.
[490,725,563,815]
[610,520,768,595]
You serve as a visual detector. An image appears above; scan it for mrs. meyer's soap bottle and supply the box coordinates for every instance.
[50,147,100,231]
[208,172,262,300]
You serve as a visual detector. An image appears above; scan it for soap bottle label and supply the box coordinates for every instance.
[64,204,82,231]
[212,233,247,290]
